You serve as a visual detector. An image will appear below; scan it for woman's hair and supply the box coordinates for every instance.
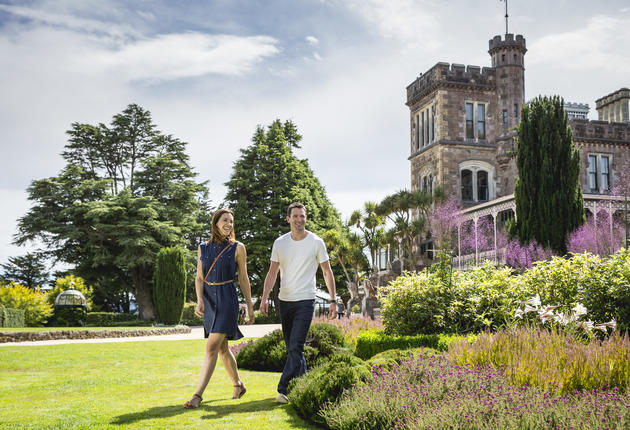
[210,208,236,243]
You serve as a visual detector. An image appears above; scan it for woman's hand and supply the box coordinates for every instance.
[246,302,255,325]
[194,301,204,318]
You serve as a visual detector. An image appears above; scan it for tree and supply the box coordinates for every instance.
[510,96,585,254]
[376,189,435,270]
[0,253,49,288]
[224,120,342,301]
[348,202,385,272]
[153,246,187,324]
[14,105,211,319]
[322,227,369,286]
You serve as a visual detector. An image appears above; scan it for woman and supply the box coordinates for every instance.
[184,208,255,409]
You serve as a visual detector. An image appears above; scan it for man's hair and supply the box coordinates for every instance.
[287,202,307,217]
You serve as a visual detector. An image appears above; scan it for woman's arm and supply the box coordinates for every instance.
[194,245,204,317]
[235,242,255,324]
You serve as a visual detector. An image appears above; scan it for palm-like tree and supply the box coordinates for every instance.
[348,202,385,272]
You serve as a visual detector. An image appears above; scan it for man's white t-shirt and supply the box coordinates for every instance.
[270,231,329,301]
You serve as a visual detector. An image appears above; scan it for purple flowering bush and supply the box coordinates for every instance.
[321,352,630,430]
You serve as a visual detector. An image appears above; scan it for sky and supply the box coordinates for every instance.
[1,0,629,269]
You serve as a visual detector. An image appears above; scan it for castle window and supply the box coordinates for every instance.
[431,105,436,141]
[428,174,433,193]
[501,54,505,63]
[477,171,488,201]
[514,103,518,120]
[502,109,508,125]
[461,169,473,201]
[415,114,420,150]
[513,54,517,63]
[477,104,486,139]
[421,111,425,147]
[466,103,474,139]
[588,154,612,193]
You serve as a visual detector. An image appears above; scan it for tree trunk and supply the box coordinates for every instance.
[132,264,155,320]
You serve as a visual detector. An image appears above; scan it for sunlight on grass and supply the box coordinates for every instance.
[0,339,318,430]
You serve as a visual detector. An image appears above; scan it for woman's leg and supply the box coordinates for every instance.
[193,333,226,397]
[218,337,246,398]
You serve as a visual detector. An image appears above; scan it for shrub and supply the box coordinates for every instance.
[354,329,476,359]
[47,275,93,310]
[0,283,53,326]
[288,353,370,424]
[448,327,630,395]
[86,312,139,326]
[252,310,281,324]
[365,347,436,371]
[180,302,203,326]
[320,353,630,430]
[237,323,347,372]
[0,305,25,327]
[153,246,187,324]
[311,315,384,349]
[351,304,360,314]
[53,307,87,327]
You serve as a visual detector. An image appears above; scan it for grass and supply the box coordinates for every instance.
[0,339,319,430]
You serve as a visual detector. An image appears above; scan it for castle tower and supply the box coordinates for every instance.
[488,34,527,132]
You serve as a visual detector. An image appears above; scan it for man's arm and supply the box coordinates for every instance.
[260,261,280,316]
[320,260,337,319]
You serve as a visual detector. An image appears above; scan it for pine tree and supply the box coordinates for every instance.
[153,247,187,324]
[224,120,342,299]
[510,96,585,254]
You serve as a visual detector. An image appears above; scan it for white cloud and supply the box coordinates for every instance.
[343,0,441,51]
[313,52,322,61]
[306,35,319,45]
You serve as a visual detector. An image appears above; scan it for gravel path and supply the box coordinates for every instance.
[0,324,281,347]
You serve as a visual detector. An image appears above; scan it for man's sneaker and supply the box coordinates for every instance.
[275,393,289,404]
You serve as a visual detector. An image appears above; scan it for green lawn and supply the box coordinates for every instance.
[0,339,319,430]
[0,326,162,333]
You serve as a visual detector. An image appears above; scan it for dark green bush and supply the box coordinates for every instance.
[0,305,25,327]
[153,246,187,324]
[252,310,281,324]
[180,302,203,326]
[52,307,87,327]
[86,312,139,326]
[287,353,370,424]
[365,347,437,371]
[237,323,347,372]
[355,329,477,359]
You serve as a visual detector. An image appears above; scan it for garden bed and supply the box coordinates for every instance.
[0,325,191,343]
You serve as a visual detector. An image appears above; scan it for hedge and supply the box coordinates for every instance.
[0,305,25,328]
[86,312,139,326]
[354,329,477,359]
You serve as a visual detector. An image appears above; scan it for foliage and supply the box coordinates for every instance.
[287,352,370,425]
[47,274,94,310]
[322,227,368,285]
[53,307,87,327]
[510,95,585,254]
[14,104,212,320]
[567,211,626,255]
[180,302,203,326]
[376,189,436,270]
[365,347,436,371]
[354,329,476,359]
[237,323,347,371]
[427,195,460,252]
[0,305,25,327]
[519,250,630,331]
[448,327,630,395]
[348,202,386,272]
[311,315,384,350]
[85,312,139,326]
[252,310,281,324]
[224,120,342,299]
[504,237,554,269]
[0,283,53,326]
[153,246,187,324]
[320,352,630,430]
[0,252,49,288]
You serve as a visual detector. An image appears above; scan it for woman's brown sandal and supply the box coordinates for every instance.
[183,393,203,409]
[232,381,247,399]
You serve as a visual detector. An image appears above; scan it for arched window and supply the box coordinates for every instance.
[461,169,473,201]
[477,171,488,202]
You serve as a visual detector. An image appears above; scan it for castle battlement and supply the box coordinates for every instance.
[406,62,495,106]
[488,33,527,53]
[570,118,630,142]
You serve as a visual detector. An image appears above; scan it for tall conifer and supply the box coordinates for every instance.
[510,96,585,254]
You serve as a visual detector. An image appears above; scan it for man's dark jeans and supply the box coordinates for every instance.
[277,299,315,395]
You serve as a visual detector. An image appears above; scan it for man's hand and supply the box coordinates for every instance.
[247,302,255,325]
[260,297,269,317]
[328,302,337,319]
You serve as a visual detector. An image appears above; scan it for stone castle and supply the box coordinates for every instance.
[406,33,630,267]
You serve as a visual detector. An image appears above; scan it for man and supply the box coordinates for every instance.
[260,202,337,404]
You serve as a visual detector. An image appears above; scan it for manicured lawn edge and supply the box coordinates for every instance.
[0,325,191,343]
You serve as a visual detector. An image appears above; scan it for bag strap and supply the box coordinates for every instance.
[203,241,234,284]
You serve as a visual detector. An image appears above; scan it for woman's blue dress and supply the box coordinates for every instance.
[200,240,243,340]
